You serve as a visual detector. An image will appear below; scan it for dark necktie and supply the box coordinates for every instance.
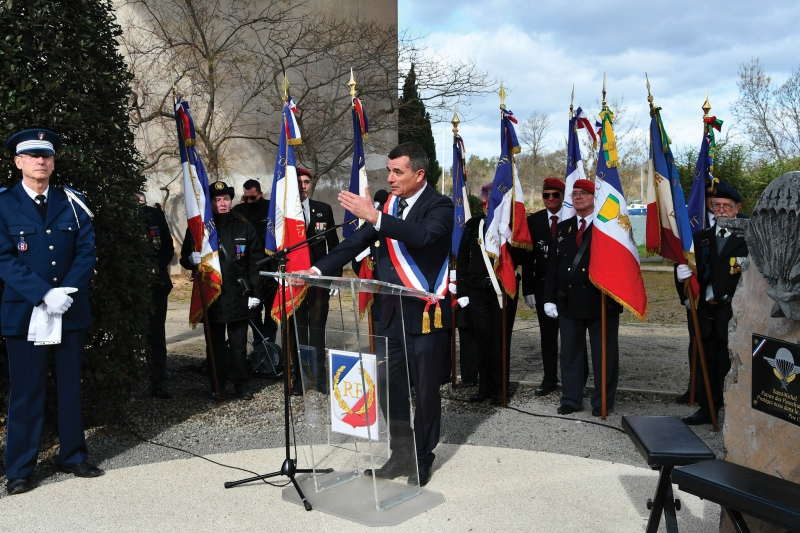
[719,228,727,238]
[576,218,586,247]
[397,198,408,219]
[550,215,558,240]
[35,194,47,220]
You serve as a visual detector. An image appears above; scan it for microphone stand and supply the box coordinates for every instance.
[224,226,342,509]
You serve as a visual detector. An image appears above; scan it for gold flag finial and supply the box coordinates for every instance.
[281,73,289,102]
[499,83,507,111]
[348,68,357,98]
[645,72,656,116]
[570,84,575,117]
[602,73,608,109]
[702,91,711,118]
[451,104,460,136]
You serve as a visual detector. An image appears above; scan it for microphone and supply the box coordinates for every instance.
[373,189,389,208]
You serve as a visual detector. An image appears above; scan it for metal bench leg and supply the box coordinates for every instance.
[647,466,679,533]
[724,508,751,533]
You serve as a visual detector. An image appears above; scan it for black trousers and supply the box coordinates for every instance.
[458,326,479,383]
[290,288,330,392]
[697,307,731,413]
[206,320,249,390]
[383,314,446,468]
[470,285,516,399]
[148,289,170,389]
[534,286,560,387]
[559,313,619,410]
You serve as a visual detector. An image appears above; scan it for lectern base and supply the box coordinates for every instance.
[281,471,444,526]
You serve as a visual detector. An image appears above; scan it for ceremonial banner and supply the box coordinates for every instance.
[343,94,369,238]
[562,107,592,220]
[589,108,648,320]
[484,109,533,297]
[329,349,379,440]
[687,116,723,233]
[175,98,222,328]
[266,92,311,322]
[357,256,375,320]
[451,134,471,257]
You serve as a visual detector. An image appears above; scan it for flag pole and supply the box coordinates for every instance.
[450,106,461,389]
[174,87,222,403]
[600,74,608,421]
[689,337,697,406]
[685,282,718,431]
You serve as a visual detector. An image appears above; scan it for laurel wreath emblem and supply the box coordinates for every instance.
[333,364,375,417]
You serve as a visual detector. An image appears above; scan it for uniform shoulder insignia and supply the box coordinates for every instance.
[0,187,7,194]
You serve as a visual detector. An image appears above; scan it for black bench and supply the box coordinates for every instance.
[673,459,800,533]
[622,415,716,533]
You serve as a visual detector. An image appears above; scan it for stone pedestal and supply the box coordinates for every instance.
[722,256,800,532]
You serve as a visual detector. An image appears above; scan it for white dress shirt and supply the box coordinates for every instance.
[21,181,49,203]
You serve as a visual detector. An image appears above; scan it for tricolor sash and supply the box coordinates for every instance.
[383,195,449,333]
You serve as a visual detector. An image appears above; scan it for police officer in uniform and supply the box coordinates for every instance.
[677,183,748,425]
[180,181,265,400]
[1,129,103,495]
[137,193,175,398]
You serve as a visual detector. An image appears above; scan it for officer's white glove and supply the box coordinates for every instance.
[248,297,261,309]
[43,287,78,315]
[329,289,339,296]
[544,302,558,318]
[189,251,202,266]
[676,264,692,281]
[457,296,470,308]
[449,269,457,282]
[683,299,691,310]
[448,282,457,295]
[524,294,536,308]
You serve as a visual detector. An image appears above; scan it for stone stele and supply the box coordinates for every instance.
[723,217,800,531]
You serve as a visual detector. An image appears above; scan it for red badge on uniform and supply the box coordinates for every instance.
[17,241,28,252]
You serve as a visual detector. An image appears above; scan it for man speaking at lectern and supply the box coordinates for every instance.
[294,142,453,486]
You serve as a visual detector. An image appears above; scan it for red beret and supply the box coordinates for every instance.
[542,178,565,192]
[296,167,312,178]
[573,179,595,195]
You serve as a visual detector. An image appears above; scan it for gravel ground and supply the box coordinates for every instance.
[1,272,720,498]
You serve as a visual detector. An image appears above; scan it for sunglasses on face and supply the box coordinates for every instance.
[542,192,561,200]
[243,195,259,202]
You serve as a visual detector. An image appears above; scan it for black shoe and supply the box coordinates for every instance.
[557,404,580,415]
[365,457,410,480]
[534,383,558,397]
[675,391,692,405]
[60,462,104,478]
[462,380,477,387]
[6,477,32,495]
[291,382,303,396]
[592,407,613,417]
[489,396,504,406]
[411,463,432,487]
[682,409,713,425]
[152,388,172,399]
[469,391,490,403]
[235,387,254,401]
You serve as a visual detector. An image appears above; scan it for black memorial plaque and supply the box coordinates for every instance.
[752,334,800,426]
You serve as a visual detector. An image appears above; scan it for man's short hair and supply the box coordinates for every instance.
[242,179,261,193]
[388,142,429,178]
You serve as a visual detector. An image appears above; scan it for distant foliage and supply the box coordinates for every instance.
[0,0,152,408]
[399,64,442,189]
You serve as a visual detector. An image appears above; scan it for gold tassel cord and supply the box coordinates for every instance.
[422,311,431,334]
[434,306,443,329]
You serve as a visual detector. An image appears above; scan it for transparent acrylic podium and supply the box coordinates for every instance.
[264,271,442,517]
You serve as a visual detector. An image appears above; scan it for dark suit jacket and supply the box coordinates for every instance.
[543,217,622,320]
[306,199,341,276]
[521,209,558,297]
[693,225,748,338]
[314,185,454,335]
[144,205,174,296]
[0,183,96,335]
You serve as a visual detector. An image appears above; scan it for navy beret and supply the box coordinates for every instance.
[713,182,741,203]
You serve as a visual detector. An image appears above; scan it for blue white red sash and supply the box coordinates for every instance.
[383,195,448,333]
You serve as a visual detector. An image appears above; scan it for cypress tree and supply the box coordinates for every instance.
[0,0,151,407]
[399,64,442,188]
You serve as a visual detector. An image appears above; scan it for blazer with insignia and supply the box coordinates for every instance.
[0,182,96,335]
[521,209,559,297]
[306,199,341,274]
[313,185,454,335]
[543,217,621,320]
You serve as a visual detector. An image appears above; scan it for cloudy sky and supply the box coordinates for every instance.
[398,0,800,166]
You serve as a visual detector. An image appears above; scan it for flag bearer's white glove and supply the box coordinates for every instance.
[544,303,558,318]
